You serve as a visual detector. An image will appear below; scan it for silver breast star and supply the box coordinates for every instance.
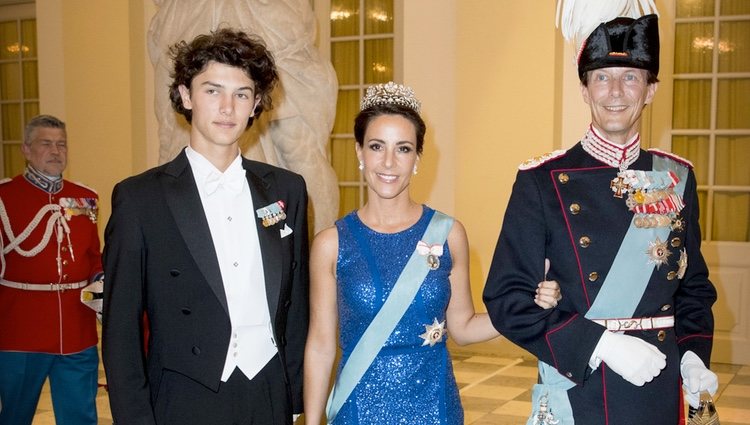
[419,318,446,346]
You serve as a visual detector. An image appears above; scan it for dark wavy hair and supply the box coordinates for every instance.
[168,28,278,128]
[354,104,426,155]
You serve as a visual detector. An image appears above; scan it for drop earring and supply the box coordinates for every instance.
[413,165,418,175]
[358,161,364,171]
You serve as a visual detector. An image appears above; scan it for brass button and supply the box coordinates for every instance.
[671,237,681,248]
[62,260,69,266]
[62,246,68,252]
[657,330,666,341]
[569,203,581,215]
[579,236,591,248]
[558,173,569,184]
[660,304,671,312]
[588,272,599,282]
[667,271,677,280]
[63,274,68,280]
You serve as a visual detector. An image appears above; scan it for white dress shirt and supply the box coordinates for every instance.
[185,147,277,382]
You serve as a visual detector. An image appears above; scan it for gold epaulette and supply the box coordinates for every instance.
[519,149,568,170]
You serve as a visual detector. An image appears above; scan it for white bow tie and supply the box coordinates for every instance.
[204,168,246,195]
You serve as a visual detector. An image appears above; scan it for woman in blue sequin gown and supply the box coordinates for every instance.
[303,82,561,425]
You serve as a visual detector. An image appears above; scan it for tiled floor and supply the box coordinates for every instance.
[32,340,750,424]
[451,352,750,424]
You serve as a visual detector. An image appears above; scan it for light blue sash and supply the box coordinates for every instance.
[529,156,688,424]
[325,211,454,424]
[587,156,687,318]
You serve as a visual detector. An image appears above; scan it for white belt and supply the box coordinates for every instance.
[591,315,674,332]
[0,279,88,291]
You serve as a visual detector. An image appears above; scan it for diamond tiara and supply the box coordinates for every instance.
[360,81,421,113]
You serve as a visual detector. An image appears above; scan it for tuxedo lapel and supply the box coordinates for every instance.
[244,159,283,321]
[162,150,229,314]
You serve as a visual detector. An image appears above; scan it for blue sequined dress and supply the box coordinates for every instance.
[332,205,463,424]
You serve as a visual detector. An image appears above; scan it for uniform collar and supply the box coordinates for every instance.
[581,125,640,170]
[23,166,63,194]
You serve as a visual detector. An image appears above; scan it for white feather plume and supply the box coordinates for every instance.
[556,0,659,50]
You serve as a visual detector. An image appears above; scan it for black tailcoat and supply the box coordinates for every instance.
[102,150,309,424]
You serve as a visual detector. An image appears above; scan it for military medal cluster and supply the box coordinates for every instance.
[611,168,688,274]
[613,169,684,229]
[255,200,286,227]
[59,197,98,223]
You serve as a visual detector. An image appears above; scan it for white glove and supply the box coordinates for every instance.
[681,350,718,408]
[593,331,666,386]
[80,278,104,322]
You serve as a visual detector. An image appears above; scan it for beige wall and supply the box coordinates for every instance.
[403,1,564,308]
[457,2,560,309]
[37,0,156,240]
[38,1,577,310]
[401,0,457,215]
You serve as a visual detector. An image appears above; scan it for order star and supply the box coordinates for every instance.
[420,318,446,347]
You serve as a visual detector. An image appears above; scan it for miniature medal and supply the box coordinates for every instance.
[416,240,443,270]
[677,249,688,279]
[419,318,446,347]
[610,174,631,198]
[671,215,685,232]
[255,200,287,227]
[427,254,440,270]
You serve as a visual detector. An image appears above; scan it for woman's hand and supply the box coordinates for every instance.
[534,280,562,309]
[534,258,562,309]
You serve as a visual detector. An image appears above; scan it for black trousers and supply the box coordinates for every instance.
[153,355,291,425]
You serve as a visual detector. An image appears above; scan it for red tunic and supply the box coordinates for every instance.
[0,175,102,354]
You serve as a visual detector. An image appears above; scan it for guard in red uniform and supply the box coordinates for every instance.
[0,115,102,425]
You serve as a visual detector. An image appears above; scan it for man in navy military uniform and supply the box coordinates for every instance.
[483,7,718,425]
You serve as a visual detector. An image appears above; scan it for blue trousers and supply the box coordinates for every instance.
[0,346,98,425]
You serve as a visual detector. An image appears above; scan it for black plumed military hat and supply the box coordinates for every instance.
[577,14,659,80]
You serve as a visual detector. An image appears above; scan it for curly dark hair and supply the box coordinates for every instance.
[354,103,426,155]
[168,28,278,128]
